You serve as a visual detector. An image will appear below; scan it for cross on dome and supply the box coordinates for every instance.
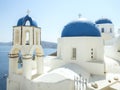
[27,9,30,15]
[78,14,81,18]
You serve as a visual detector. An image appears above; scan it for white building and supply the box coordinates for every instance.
[7,15,120,90]
[95,18,114,45]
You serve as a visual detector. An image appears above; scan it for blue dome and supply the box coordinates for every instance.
[95,18,112,24]
[17,15,38,27]
[61,20,101,37]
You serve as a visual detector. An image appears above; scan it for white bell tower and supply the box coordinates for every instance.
[7,14,44,90]
[95,18,114,45]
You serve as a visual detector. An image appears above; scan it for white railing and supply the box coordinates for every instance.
[74,74,87,90]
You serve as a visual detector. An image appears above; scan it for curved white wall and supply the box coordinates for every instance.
[57,37,104,62]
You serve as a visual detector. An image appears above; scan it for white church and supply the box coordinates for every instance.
[7,14,120,90]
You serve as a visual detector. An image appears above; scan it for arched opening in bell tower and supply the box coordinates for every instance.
[25,31,30,45]
[18,50,23,69]
[25,20,30,26]
[10,48,23,74]
[29,46,44,75]
[32,50,36,60]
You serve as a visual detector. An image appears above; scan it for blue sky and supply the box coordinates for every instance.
[0,0,120,42]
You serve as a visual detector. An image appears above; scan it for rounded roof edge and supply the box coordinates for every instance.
[95,18,112,24]
[17,15,38,27]
[61,20,101,37]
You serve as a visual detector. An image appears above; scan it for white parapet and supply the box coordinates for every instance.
[36,56,44,75]
[8,54,19,76]
[23,55,32,79]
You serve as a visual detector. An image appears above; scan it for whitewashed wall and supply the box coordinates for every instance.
[57,37,104,62]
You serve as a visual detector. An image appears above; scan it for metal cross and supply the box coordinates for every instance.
[78,14,81,18]
[27,9,30,15]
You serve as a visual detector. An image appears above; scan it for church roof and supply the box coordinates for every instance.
[95,18,112,24]
[61,19,101,37]
[33,63,90,83]
[17,15,38,27]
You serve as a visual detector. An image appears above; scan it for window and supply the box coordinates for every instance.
[91,48,95,60]
[117,50,120,52]
[72,48,76,60]
[110,28,112,33]
[91,56,93,58]
[91,52,93,55]
[101,28,104,33]
[91,48,93,51]
[25,31,30,45]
